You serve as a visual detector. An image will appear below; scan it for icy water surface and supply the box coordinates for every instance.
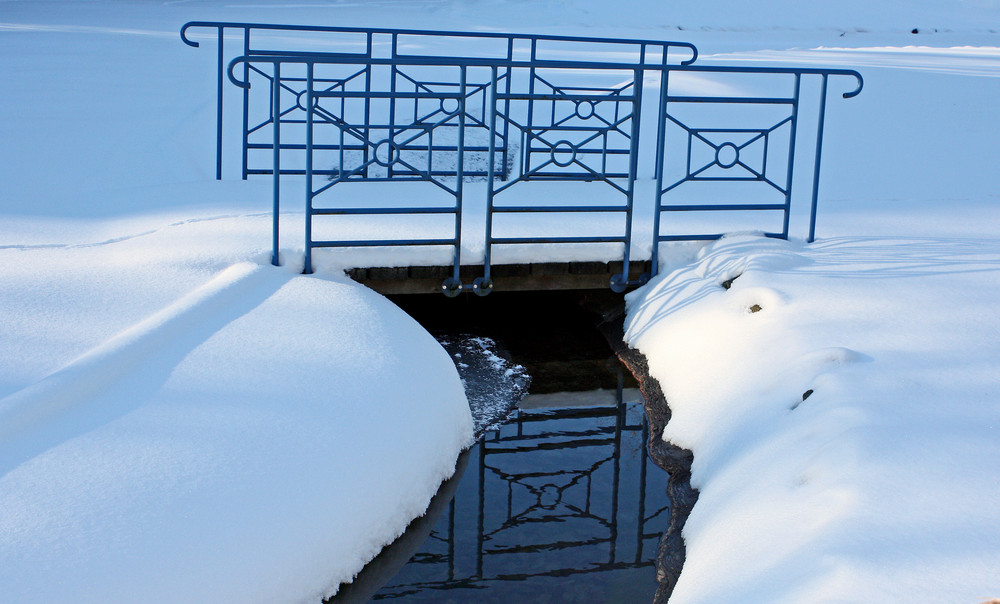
[330,292,671,603]
[374,386,668,602]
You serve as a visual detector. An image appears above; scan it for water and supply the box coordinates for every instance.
[331,293,672,603]
[375,394,667,602]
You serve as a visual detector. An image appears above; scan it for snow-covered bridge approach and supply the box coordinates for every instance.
[182,22,862,295]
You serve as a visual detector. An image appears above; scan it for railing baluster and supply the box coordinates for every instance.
[809,74,830,243]
[449,66,468,297]
[242,28,250,180]
[475,65,499,297]
[783,73,802,239]
[304,62,314,275]
[271,60,281,266]
[216,25,224,180]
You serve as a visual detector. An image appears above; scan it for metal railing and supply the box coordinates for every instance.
[182,22,861,296]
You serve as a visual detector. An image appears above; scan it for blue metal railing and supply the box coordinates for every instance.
[651,64,862,276]
[182,22,861,296]
[181,22,698,180]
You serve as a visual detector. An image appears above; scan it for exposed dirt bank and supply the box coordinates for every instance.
[579,292,699,604]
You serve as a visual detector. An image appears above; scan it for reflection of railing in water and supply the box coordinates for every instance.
[373,387,668,599]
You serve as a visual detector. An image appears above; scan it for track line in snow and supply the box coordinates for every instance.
[706,46,1000,77]
[0,212,273,251]
[0,22,177,38]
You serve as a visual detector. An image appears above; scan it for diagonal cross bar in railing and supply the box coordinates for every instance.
[478,62,646,295]
[651,64,863,277]
[180,21,698,182]
[182,22,861,296]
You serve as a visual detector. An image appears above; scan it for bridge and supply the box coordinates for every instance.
[181,22,862,296]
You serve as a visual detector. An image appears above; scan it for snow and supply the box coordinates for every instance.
[2,0,1000,602]
[438,335,529,436]
[621,13,1000,600]
[625,229,1000,602]
[0,256,473,603]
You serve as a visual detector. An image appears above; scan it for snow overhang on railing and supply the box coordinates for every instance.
[181,21,862,296]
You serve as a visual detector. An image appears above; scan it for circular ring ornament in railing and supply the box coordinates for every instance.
[373,139,399,167]
[295,90,321,112]
[716,142,740,169]
[551,140,577,167]
[575,100,595,120]
[440,97,461,115]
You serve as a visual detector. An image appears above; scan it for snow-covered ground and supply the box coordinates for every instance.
[2,0,999,602]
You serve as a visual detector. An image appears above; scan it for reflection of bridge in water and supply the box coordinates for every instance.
[374,386,669,602]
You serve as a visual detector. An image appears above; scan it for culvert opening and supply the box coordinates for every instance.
[389,290,636,394]
[328,290,677,603]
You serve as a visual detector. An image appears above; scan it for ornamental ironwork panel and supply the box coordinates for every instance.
[477,64,644,294]
[650,66,861,276]
[182,22,861,296]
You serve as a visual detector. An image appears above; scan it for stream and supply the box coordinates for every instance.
[329,292,672,603]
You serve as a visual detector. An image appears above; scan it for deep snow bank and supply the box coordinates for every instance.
[624,234,1000,603]
[0,261,473,603]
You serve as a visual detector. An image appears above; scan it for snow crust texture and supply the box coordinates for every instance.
[439,335,530,436]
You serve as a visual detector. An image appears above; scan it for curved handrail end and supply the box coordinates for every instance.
[681,43,698,66]
[180,21,203,47]
[842,70,864,98]
[227,56,252,89]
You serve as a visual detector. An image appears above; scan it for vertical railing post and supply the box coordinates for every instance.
[447,66,469,297]
[782,74,802,239]
[387,34,398,180]
[611,67,643,292]
[215,25,224,180]
[271,61,281,266]
[303,62,315,274]
[242,27,251,180]
[650,64,670,278]
[474,66,499,296]
[363,33,373,178]
[808,74,830,243]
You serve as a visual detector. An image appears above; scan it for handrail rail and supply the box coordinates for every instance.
[180,20,699,65]
[671,64,863,98]
[225,52,862,95]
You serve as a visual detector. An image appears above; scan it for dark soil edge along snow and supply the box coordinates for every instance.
[578,292,699,603]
